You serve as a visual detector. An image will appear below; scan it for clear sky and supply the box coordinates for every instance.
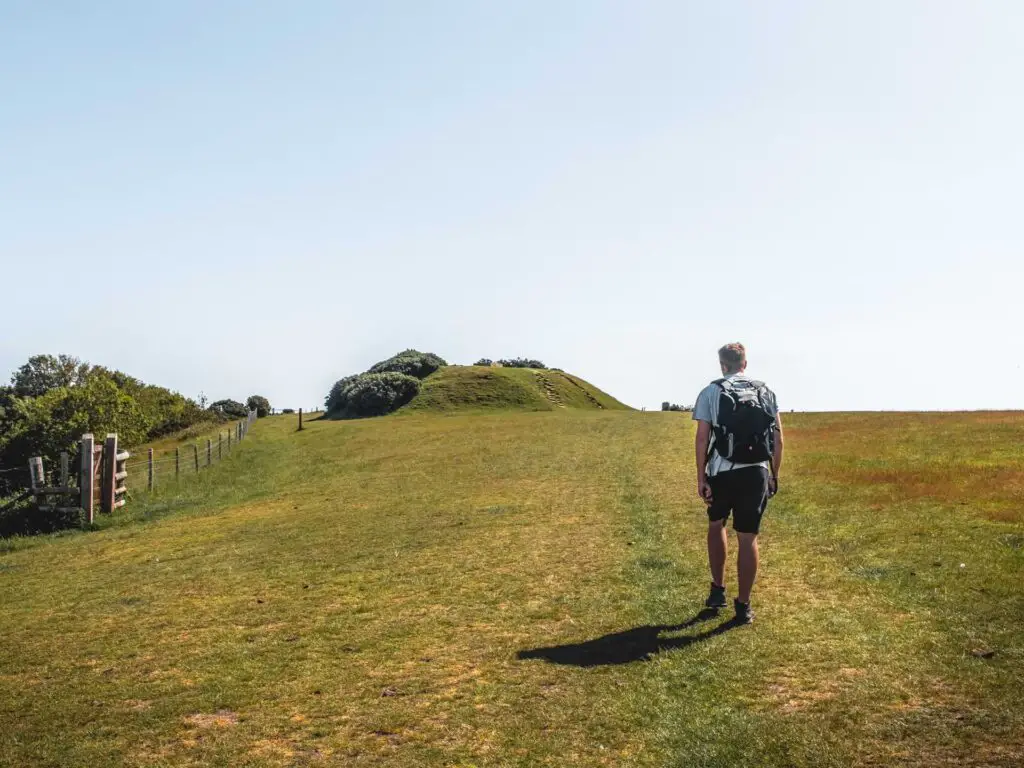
[2,1,1021,411]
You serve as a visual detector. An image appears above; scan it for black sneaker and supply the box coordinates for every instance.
[734,598,754,624]
[705,583,727,609]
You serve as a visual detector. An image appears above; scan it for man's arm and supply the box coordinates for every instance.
[695,420,713,503]
[770,412,784,495]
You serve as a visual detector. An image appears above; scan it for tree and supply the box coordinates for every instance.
[2,375,148,469]
[208,399,248,419]
[11,354,91,398]
[246,395,271,418]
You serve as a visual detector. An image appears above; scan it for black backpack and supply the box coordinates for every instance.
[710,378,776,464]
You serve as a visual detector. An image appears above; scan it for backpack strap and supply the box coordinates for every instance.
[704,379,725,459]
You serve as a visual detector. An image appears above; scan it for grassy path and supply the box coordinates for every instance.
[0,412,1021,766]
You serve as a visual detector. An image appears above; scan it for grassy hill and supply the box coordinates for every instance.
[1,410,1022,766]
[404,365,631,413]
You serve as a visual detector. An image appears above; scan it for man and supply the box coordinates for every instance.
[692,343,783,624]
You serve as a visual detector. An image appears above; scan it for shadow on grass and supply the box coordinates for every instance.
[517,608,742,667]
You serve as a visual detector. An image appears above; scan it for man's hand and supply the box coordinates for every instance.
[698,478,713,505]
[768,475,779,498]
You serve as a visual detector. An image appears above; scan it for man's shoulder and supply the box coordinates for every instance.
[695,380,722,401]
[692,380,720,421]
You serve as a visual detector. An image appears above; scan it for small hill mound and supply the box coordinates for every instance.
[403,366,630,413]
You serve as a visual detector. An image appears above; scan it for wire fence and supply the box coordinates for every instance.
[0,465,33,502]
[1,410,258,524]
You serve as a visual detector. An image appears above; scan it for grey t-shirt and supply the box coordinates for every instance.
[692,374,779,477]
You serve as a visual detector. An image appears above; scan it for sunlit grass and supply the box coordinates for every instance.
[0,410,1021,766]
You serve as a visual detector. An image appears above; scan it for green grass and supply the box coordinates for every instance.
[0,410,1021,766]
[126,418,250,463]
[404,365,630,413]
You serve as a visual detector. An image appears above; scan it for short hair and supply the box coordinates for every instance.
[718,342,746,373]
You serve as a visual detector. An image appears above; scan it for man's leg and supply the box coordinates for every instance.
[707,519,727,588]
[736,532,759,603]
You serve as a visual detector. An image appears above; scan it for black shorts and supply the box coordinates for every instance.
[707,466,770,534]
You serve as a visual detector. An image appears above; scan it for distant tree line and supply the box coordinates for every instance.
[661,402,692,412]
[474,358,547,369]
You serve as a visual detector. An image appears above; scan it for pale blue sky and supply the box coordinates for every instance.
[2,1,1021,411]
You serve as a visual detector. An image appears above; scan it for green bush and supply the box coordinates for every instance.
[129,380,206,437]
[326,373,420,419]
[324,375,362,416]
[0,494,79,537]
[208,399,248,419]
[475,359,493,366]
[368,350,447,380]
[498,358,546,369]
[1,375,149,474]
[325,349,446,420]
[246,395,271,418]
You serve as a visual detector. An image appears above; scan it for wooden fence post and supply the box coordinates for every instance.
[228,427,232,452]
[299,408,304,431]
[28,457,44,490]
[206,439,212,467]
[193,444,199,472]
[80,434,95,524]
[101,434,117,513]
[60,452,69,488]
[175,447,180,478]
[218,434,222,460]
[147,448,154,492]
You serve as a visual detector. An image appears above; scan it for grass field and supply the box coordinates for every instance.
[1,409,1022,766]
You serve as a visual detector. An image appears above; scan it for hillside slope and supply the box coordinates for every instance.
[404,365,631,413]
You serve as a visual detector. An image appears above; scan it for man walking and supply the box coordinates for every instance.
[692,343,783,624]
